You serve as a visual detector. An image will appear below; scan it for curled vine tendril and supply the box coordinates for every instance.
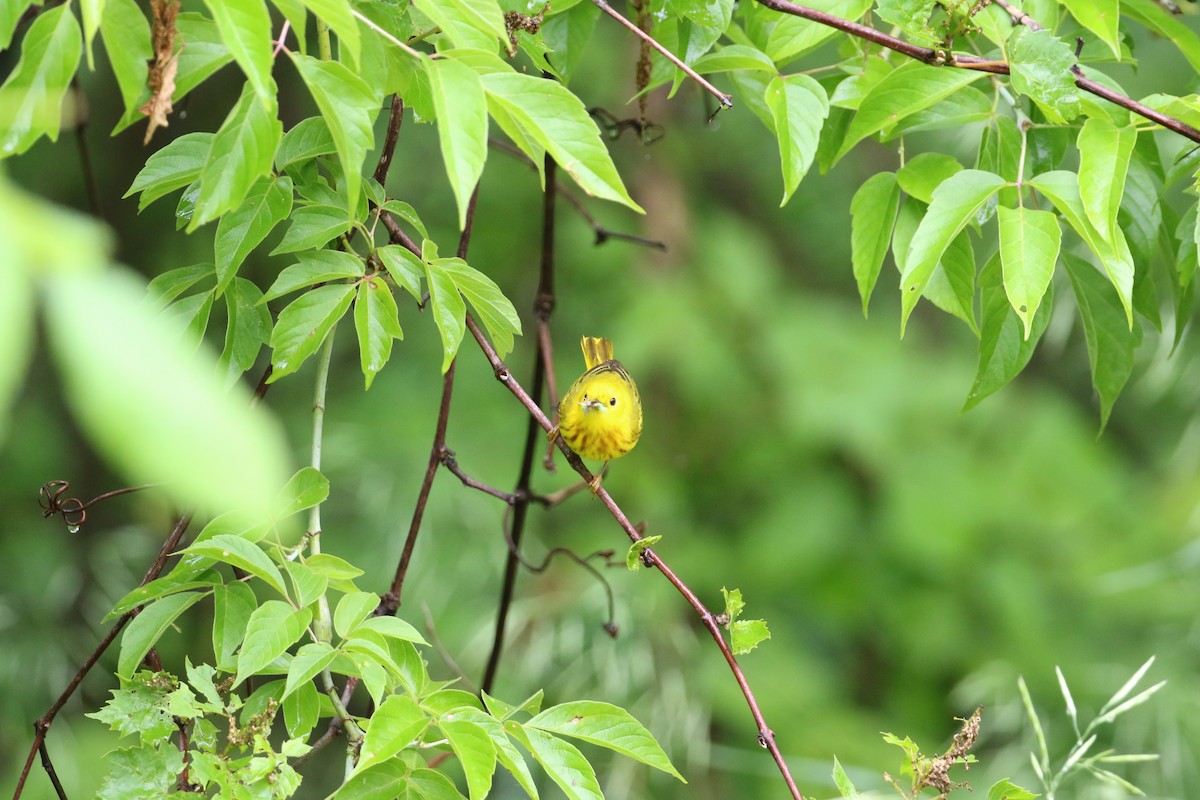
[38,480,162,534]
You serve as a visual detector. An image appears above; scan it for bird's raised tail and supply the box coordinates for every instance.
[581,336,614,370]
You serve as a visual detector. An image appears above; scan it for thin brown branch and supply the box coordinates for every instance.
[991,0,1044,30]
[440,448,520,504]
[753,0,1200,144]
[383,187,480,611]
[374,97,404,187]
[465,312,803,797]
[71,77,101,219]
[592,0,733,109]
[13,513,193,800]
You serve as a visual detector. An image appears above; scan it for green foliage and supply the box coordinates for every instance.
[720,587,770,655]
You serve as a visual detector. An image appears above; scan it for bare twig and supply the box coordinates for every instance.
[374,97,404,187]
[592,0,733,110]
[13,513,193,800]
[754,0,1200,144]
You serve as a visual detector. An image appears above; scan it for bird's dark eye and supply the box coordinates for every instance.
[609,397,617,406]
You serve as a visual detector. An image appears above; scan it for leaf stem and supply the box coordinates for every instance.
[317,20,332,62]
[309,327,336,642]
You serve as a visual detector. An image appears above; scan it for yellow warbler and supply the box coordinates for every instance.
[552,336,643,487]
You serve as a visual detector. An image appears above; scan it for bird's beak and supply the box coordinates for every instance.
[581,398,605,414]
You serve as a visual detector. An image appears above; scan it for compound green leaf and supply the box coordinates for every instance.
[204,0,275,101]
[283,641,337,699]
[357,695,428,771]
[1122,0,1200,72]
[1077,116,1136,247]
[424,256,467,372]
[261,250,364,302]
[1007,26,1080,124]
[765,73,829,206]
[185,534,288,596]
[516,726,603,800]
[964,254,1053,411]
[896,152,962,204]
[235,600,313,686]
[0,5,82,158]
[998,204,1062,337]
[528,701,684,780]
[174,13,235,101]
[217,276,272,386]
[191,82,281,229]
[214,175,292,294]
[426,57,488,229]
[439,257,520,357]
[354,275,403,389]
[118,592,208,678]
[850,171,900,316]
[276,116,336,169]
[1063,253,1137,428]
[1059,0,1119,59]
[482,71,642,213]
[765,0,874,62]
[268,283,355,382]
[334,590,381,638]
[835,62,983,164]
[873,0,938,46]
[213,581,257,670]
[275,466,329,518]
[438,716,496,800]
[375,244,423,300]
[900,170,1006,334]
[126,132,214,210]
[269,204,353,253]
[291,53,379,209]
[98,0,151,124]
[412,0,506,49]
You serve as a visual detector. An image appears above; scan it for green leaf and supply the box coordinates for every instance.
[291,54,380,209]
[986,779,1040,800]
[0,5,82,158]
[964,255,1053,411]
[268,283,355,382]
[46,271,288,516]
[283,561,327,608]
[626,535,661,571]
[380,201,429,241]
[217,277,272,386]
[900,170,1006,334]
[170,13,233,105]
[873,0,938,45]
[0,257,32,448]
[515,726,603,800]
[283,641,337,699]
[283,679,320,739]
[104,570,221,621]
[438,716,496,800]
[147,266,213,310]
[126,132,214,211]
[299,0,359,62]
[354,273,404,389]
[184,534,289,596]
[191,82,282,229]
[482,71,642,213]
[897,153,963,205]
[118,592,208,678]
[439,257,521,357]
[1006,26,1081,124]
[214,176,293,294]
[424,256,468,373]
[235,600,313,686]
[334,590,381,638]
[835,62,984,164]
[528,701,684,780]
[889,85,993,138]
[998,205,1061,337]
[721,586,745,621]
[765,0,874,62]
[730,619,771,654]
[333,759,410,800]
[765,73,829,205]
[375,244,423,300]
[922,231,977,335]
[357,695,429,770]
[1063,254,1137,428]
[412,0,506,49]
[1122,0,1200,72]
[262,250,364,302]
[204,0,275,101]
[1077,117,1137,247]
[832,756,860,798]
[275,466,330,518]
[426,57,488,229]
[354,615,428,645]
[1,0,33,49]
[98,0,151,124]
[1059,0,1119,59]
[276,116,337,168]
[542,1,601,84]
[850,172,900,316]
[213,581,257,670]
[1028,170,1134,324]
[306,553,365,580]
[269,204,354,254]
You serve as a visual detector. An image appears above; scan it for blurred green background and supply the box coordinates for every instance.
[4,8,1200,799]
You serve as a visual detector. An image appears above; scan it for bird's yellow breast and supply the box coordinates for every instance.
[557,365,642,462]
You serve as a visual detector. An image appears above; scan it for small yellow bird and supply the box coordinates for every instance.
[551,336,643,489]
